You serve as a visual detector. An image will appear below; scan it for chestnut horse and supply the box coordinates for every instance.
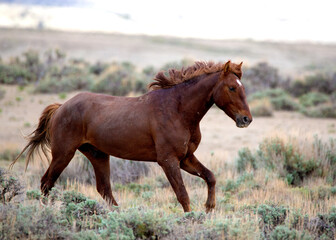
[11,61,252,212]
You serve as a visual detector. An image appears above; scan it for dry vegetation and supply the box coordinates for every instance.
[1,29,336,239]
[1,133,336,239]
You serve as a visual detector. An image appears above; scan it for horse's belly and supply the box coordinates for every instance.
[89,132,157,162]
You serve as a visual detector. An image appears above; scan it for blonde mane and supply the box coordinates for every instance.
[148,61,242,90]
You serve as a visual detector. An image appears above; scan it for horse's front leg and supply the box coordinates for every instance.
[180,154,216,213]
[157,156,191,212]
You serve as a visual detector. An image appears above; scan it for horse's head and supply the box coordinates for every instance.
[213,61,252,128]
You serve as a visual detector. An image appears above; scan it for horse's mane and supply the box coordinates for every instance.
[148,61,242,91]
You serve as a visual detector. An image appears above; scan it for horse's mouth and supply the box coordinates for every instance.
[236,115,252,128]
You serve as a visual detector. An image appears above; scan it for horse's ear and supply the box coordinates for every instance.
[239,62,243,69]
[223,61,231,74]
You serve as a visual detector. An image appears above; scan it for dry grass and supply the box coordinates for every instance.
[7,135,335,216]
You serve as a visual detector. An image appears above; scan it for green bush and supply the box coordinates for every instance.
[35,76,93,93]
[270,225,298,240]
[62,190,88,205]
[0,204,69,239]
[0,148,22,161]
[258,204,288,238]
[258,204,288,227]
[91,73,131,96]
[26,189,41,200]
[248,89,300,111]
[299,92,329,107]
[0,87,5,100]
[271,95,301,111]
[236,147,257,173]
[64,199,105,223]
[0,64,32,84]
[301,104,336,118]
[257,137,319,185]
[221,173,256,194]
[235,136,336,186]
[101,209,172,240]
[114,182,153,195]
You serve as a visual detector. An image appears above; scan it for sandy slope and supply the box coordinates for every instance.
[1,85,335,164]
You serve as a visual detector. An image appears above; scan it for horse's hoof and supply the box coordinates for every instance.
[205,202,215,213]
[39,198,47,206]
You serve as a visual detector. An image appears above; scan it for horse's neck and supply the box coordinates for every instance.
[176,72,219,124]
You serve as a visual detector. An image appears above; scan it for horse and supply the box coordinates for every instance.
[11,60,252,212]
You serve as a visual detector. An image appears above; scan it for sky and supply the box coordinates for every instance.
[0,0,336,43]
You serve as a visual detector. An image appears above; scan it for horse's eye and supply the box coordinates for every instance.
[229,86,236,92]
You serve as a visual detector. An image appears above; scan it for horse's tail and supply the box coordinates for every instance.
[10,103,62,171]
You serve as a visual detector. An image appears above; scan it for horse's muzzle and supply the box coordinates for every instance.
[236,115,252,128]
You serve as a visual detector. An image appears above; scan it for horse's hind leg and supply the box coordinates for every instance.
[78,144,117,206]
[41,148,76,196]
[180,154,216,213]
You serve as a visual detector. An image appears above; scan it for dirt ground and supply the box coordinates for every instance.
[1,85,335,165]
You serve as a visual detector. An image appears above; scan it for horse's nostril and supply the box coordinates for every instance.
[243,116,249,123]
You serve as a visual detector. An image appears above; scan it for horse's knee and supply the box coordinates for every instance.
[206,171,216,188]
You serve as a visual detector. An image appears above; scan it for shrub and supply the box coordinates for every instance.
[64,199,105,223]
[221,173,255,195]
[222,180,240,193]
[26,189,41,200]
[62,190,88,205]
[235,135,336,186]
[0,148,22,161]
[101,209,172,240]
[257,137,319,185]
[114,182,152,195]
[248,89,300,111]
[0,204,69,239]
[89,61,108,75]
[289,73,336,97]
[35,76,93,93]
[0,168,24,204]
[109,157,150,184]
[236,147,257,173]
[258,204,288,238]
[249,98,273,117]
[91,73,130,96]
[243,62,286,94]
[0,64,32,84]
[299,92,329,107]
[123,209,172,239]
[258,204,288,227]
[0,87,5,100]
[270,95,301,111]
[270,225,298,240]
[57,155,96,185]
[301,103,336,118]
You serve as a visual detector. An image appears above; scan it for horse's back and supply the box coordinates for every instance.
[51,92,157,161]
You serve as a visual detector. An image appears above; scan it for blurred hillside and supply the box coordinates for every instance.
[1,28,336,77]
